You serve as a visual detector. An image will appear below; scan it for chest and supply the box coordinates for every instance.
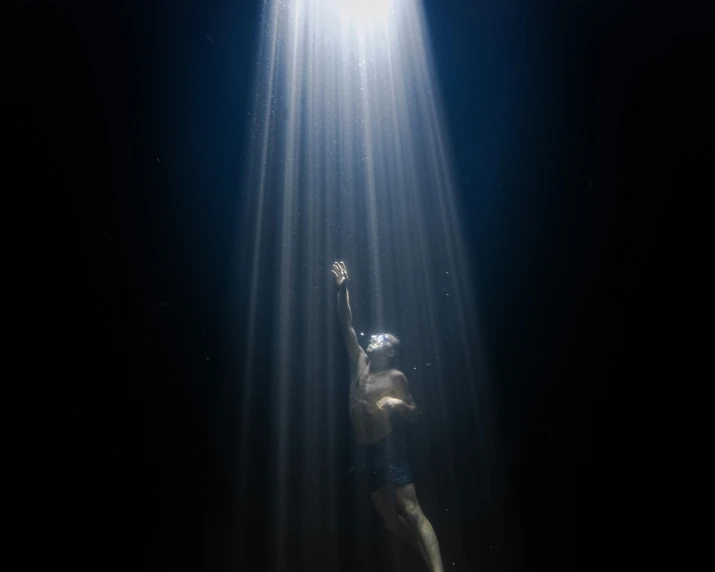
[353,371,396,401]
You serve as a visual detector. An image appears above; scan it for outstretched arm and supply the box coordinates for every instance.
[332,261,368,376]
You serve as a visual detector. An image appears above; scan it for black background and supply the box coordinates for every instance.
[7,0,709,569]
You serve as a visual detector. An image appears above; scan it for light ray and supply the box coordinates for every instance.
[236,1,497,568]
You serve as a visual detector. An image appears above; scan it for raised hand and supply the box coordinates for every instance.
[331,261,349,287]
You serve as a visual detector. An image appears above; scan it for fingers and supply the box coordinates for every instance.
[331,261,348,279]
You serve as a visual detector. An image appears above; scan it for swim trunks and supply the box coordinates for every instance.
[354,428,413,493]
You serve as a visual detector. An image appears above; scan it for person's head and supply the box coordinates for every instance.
[366,333,400,368]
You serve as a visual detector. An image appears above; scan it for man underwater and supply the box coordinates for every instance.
[332,261,444,572]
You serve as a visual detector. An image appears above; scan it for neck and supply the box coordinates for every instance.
[370,358,390,372]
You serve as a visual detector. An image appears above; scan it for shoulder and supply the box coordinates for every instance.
[390,369,408,383]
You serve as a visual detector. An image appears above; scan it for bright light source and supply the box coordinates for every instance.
[334,0,394,31]
[238,0,492,567]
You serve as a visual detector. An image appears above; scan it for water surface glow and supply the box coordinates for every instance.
[237,1,494,568]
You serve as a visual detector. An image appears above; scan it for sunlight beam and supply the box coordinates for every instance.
[235,1,496,568]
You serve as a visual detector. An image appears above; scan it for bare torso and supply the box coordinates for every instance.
[349,364,403,444]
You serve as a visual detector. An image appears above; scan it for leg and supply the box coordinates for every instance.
[369,485,422,552]
[394,483,444,572]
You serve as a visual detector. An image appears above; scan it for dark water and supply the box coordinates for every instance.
[7,0,706,570]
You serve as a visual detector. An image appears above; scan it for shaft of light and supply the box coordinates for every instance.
[235,1,496,569]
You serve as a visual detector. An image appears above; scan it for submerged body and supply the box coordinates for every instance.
[351,364,417,493]
[350,366,408,443]
[332,261,443,572]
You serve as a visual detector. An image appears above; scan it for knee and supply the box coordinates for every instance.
[397,501,423,528]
